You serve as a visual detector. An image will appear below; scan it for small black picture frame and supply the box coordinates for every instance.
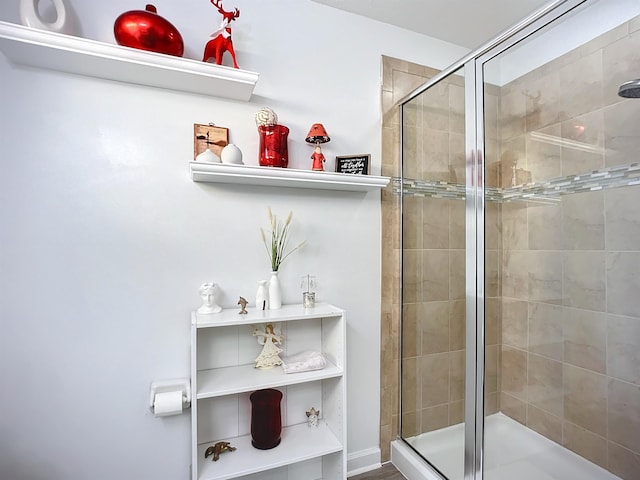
[335,154,371,175]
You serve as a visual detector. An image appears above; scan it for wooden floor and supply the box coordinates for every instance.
[349,463,407,480]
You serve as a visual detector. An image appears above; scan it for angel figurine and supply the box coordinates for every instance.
[306,407,320,427]
[253,323,283,369]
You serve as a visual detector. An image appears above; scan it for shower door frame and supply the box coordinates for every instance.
[398,1,589,479]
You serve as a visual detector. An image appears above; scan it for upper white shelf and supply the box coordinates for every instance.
[193,303,344,329]
[0,21,259,101]
[190,162,391,192]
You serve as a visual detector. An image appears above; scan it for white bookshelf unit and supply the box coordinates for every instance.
[190,303,347,480]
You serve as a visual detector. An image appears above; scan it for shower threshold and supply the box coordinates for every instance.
[392,413,620,480]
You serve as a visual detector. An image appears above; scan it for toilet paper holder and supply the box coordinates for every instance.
[149,379,191,412]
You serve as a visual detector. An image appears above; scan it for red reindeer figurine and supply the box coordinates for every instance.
[202,0,240,68]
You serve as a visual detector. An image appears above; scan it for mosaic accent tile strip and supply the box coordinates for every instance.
[501,162,640,201]
[394,178,531,203]
[394,177,467,200]
[394,163,640,203]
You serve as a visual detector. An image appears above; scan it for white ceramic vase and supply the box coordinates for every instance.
[268,271,282,309]
[20,0,72,34]
[221,143,243,164]
[195,149,221,163]
[255,280,269,311]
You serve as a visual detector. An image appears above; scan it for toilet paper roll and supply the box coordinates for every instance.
[153,391,183,416]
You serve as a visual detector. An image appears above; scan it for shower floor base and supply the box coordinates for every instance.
[392,413,620,480]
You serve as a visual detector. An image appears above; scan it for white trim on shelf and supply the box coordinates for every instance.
[189,162,391,192]
[0,21,259,101]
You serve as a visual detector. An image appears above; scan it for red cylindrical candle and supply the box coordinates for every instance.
[249,388,283,449]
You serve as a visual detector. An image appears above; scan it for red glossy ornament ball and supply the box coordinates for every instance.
[114,4,184,57]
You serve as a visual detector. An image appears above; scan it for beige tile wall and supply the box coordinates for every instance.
[497,17,640,479]
[380,56,438,462]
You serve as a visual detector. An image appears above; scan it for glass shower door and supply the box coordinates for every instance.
[400,66,467,479]
[480,1,640,479]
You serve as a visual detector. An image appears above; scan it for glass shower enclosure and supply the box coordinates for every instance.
[396,1,640,479]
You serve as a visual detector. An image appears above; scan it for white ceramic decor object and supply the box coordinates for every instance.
[268,271,282,309]
[220,143,243,164]
[195,148,221,163]
[20,0,72,34]
[197,282,222,314]
[255,280,269,311]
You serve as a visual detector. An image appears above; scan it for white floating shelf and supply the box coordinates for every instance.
[190,162,391,192]
[196,423,343,480]
[0,21,259,101]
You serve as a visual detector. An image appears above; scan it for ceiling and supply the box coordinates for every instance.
[312,0,553,49]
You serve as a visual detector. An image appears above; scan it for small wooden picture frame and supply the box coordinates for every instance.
[194,123,229,160]
[335,154,371,175]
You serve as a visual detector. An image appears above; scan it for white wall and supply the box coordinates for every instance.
[0,1,467,478]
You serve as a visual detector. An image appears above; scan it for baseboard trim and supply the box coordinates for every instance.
[347,447,381,477]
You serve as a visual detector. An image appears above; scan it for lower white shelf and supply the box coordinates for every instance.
[196,422,343,480]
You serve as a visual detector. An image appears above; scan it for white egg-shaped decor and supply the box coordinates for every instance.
[221,143,243,164]
[195,149,221,163]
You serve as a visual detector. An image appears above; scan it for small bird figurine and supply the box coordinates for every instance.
[238,296,248,314]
